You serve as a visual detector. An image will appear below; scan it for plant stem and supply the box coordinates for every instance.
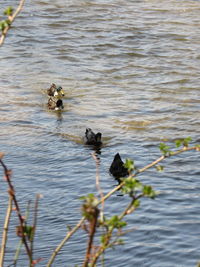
[0,0,25,46]
[90,196,140,266]
[13,200,31,267]
[30,195,40,261]
[100,146,200,205]
[46,217,85,267]
[0,195,13,266]
[83,208,99,267]
[0,159,32,264]
[47,145,199,266]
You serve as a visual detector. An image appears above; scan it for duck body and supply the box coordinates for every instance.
[84,128,102,146]
[47,97,64,111]
[109,153,129,181]
[47,83,65,98]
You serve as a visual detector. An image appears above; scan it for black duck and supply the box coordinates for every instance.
[109,153,129,180]
[84,128,102,146]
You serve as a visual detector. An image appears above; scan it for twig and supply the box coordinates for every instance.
[137,146,199,174]
[47,145,199,266]
[46,217,85,267]
[90,196,141,266]
[83,207,99,267]
[0,159,32,264]
[13,240,23,267]
[0,0,25,46]
[100,145,200,205]
[30,194,40,260]
[89,145,200,265]
[0,195,13,266]
[13,200,31,267]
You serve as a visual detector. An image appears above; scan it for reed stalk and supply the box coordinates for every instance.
[0,195,13,267]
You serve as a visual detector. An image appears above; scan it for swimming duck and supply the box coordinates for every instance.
[47,83,65,98]
[47,97,64,111]
[84,128,102,146]
[109,153,129,180]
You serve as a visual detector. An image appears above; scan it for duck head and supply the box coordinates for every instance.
[54,86,65,98]
[47,84,65,98]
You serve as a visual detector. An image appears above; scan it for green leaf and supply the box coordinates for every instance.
[156,165,164,171]
[133,199,140,208]
[175,139,182,148]
[143,185,156,199]
[106,216,127,229]
[79,193,95,201]
[100,234,107,245]
[121,177,142,195]
[175,137,192,148]
[24,225,34,241]
[183,137,192,147]
[159,143,170,156]
[124,158,134,172]
[4,6,14,16]
[0,21,6,31]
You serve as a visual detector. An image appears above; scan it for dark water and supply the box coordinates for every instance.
[0,0,200,266]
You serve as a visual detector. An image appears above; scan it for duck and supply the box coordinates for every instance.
[47,97,64,111]
[47,83,65,98]
[109,153,129,181]
[84,128,102,146]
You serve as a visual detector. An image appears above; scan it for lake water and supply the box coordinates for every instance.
[0,0,200,266]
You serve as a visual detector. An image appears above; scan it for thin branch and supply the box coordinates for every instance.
[46,217,85,267]
[100,145,200,205]
[0,159,32,263]
[137,146,199,174]
[89,145,200,265]
[47,145,199,266]
[90,196,141,266]
[0,195,13,267]
[13,201,31,267]
[30,194,40,262]
[83,208,99,267]
[0,0,25,46]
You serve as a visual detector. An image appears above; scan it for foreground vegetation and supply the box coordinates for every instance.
[1,2,200,266]
[0,139,199,266]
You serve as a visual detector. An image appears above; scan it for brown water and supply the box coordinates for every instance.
[0,0,200,266]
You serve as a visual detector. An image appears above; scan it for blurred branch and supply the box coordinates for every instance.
[47,144,200,266]
[30,194,40,261]
[46,217,85,267]
[13,201,31,267]
[0,158,32,264]
[0,0,25,46]
[0,195,12,267]
[100,145,200,205]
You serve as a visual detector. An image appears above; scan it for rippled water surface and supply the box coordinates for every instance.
[0,0,200,266]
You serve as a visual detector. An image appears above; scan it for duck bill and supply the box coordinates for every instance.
[60,89,65,96]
